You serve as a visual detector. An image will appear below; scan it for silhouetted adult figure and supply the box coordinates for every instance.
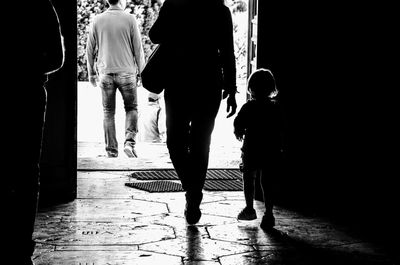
[149,0,237,224]
[3,0,64,264]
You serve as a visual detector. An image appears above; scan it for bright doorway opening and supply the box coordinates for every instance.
[77,0,249,170]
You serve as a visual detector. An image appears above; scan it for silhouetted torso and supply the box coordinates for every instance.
[235,98,283,168]
[149,0,236,94]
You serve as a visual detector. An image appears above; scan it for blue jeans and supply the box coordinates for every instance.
[99,73,138,155]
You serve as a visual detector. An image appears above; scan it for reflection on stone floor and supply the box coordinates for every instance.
[32,171,394,264]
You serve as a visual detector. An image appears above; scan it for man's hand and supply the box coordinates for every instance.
[223,90,237,118]
[89,75,98,87]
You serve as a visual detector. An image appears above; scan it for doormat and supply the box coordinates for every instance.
[129,169,241,181]
[125,180,184,192]
[125,179,243,192]
[203,180,243,191]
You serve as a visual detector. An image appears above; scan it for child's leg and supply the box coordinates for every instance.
[242,169,257,209]
[237,168,258,220]
[259,169,276,229]
[259,169,273,215]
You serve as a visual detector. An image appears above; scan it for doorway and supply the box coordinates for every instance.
[77,0,249,170]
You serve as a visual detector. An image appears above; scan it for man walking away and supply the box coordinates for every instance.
[86,0,145,158]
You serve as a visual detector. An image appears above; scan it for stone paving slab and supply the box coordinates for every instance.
[37,199,168,222]
[136,214,236,238]
[78,171,142,199]
[219,248,394,265]
[139,226,254,262]
[35,220,175,246]
[34,250,183,265]
[32,171,395,264]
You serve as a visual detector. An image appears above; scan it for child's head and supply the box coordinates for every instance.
[247,68,278,100]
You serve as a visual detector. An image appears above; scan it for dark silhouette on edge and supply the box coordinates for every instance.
[3,0,65,264]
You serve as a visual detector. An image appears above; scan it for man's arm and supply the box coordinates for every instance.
[131,17,146,74]
[86,18,98,86]
[219,6,237,118]
[219,6,237,97]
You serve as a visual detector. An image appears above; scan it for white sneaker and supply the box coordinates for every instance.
[124,145,137,158]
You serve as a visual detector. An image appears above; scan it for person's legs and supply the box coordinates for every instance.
[164,86,221,224]
[164,90,191,190]
[183,89,221,224]
[185,88,221,193]
[237,168,258,220]
[260,169,274,214]
[186,114,216,194]
[117,73,138,157]
[243,169,257,209]
[178,113,215,224]
[99,74,118,157]
[259,167,277,229]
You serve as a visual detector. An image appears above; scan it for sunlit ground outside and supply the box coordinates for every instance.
[77,81,246,161]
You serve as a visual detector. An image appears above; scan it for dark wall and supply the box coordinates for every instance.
[39,0,77,206]
[257,1,398,245]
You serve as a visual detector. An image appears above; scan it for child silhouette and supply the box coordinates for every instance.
[234,68,283,230]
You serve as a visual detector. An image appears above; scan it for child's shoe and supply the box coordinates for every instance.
[260,213,275,230]
[237,207,257,220]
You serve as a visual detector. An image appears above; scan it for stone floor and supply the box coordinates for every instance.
[31,142,396,264]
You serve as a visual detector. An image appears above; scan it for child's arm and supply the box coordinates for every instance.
[233,105,247,141]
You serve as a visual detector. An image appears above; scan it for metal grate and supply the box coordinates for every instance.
[204,180,243,191]
[130,169,241,181]
[125,181,184,192]
[126,169,243,192]
[125,179,243,192]
[132,170,179,180]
